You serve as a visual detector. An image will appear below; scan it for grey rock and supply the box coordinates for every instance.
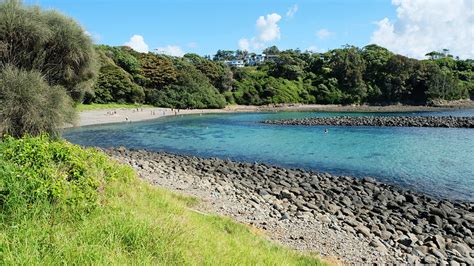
[423,255,438,264]
[429,247,446,259]
[280,189,294,199]
[326,203,341,214]
[356,225,371,238]
[451,242,471,257]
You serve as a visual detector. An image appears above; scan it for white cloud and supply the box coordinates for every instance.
[256,13,282,42]
[370,0,474,59]
[124,35,149,53]
[154,45,185,57]
[316,29,333,40]
[286,4,298,18]
[238,13,282,51]
[238,38,250,51]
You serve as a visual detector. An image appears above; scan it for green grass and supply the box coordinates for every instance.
[76,103,154,111]
[0,136,324,265]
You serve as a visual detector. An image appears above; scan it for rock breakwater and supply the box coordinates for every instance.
[106,148,474,265]
[263,116,474,128]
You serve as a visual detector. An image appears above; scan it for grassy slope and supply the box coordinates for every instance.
[0,137,323,265]
[76,103,154,111]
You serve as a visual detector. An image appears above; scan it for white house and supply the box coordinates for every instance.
[246,54,266,66]
[224,60,245,68]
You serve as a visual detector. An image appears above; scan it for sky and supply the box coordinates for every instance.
[24,0,474,59]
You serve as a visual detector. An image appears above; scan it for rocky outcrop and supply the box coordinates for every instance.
[105,148,474,265]
[263,116,474,128]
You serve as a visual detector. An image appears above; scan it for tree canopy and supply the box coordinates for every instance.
[87,44,473,108]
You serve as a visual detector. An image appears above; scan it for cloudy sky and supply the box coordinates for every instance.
[25,0,474,59]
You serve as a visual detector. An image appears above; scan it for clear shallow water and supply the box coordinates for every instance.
[64,109,474,202]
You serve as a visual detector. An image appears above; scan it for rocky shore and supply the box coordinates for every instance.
[105,148,474,265]
[263,116,474,128]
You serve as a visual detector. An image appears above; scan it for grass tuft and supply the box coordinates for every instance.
[0,136,323,265]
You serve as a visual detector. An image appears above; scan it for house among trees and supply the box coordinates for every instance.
[219,53,279,67]
[214,48,281,67]
[245,54,266,66]
[223,59,245,67]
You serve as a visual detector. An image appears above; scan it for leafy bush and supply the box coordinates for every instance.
[92,63,145,104]
[0,0,97,101]
[0,66,76,137]
[0,135,133,219]
[99,45,141,74]
[146,59,226,109]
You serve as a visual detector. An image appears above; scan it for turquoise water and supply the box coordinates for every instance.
[64,110,474,202]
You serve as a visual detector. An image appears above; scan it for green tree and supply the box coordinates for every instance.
[184,53,233,92]
[98,45,141,74]
[139,53,178,88]
[424,63,468,101]
[326,46,367,103]
[91,64,144,104]
[0,66,76,138]
[147,59,225,109]
[269,52,307,80]
[362,44,394,101]
[0,0,97,101]
[213,50,236,61]
[263,46,280,55]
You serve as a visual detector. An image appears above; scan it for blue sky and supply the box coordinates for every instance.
[24,0,473,59]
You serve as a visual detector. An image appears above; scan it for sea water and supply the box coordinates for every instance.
[64,110,474,201]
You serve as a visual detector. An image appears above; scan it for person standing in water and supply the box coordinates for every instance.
[324,128,328,134]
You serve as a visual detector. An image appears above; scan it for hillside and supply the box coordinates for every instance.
[85,45,474,108]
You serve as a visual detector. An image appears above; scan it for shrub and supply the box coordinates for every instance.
[0,135,134,219]
[0,0,97,101]
[0,66,76,138]
[92,63,145,104]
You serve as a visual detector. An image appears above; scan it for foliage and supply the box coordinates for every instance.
[76,103,153,111]
[86,44,474,108]
[0,135,133,219]
[184,53,233,92]
[213,49,237,61]
[269,52,307,80]
[146,59,226,109]
[0,66,76,138]
[97,45,141,74]
[139,53,178,88]
[0,0,97,101]
[325,46,367,103]
[0,137,322,265]
[86,51,144,104]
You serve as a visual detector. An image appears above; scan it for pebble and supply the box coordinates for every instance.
[105,148,474,264]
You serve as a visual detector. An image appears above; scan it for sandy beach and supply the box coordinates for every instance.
[74,103,474,127]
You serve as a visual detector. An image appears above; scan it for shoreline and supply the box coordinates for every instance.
[73,103,474,128]
[105,148,474,265]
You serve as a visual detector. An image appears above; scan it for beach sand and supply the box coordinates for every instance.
[74,103,473,127]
